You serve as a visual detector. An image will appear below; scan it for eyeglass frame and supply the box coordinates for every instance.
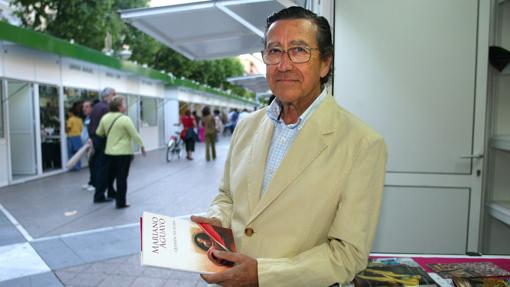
[261,46,321,65]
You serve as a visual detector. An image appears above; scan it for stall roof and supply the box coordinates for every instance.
[227,74,270,94]
[0,21,255,105]
[120,0,306,60]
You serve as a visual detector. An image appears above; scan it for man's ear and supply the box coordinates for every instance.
[320,55,333,78]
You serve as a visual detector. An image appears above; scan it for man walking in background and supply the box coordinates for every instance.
[81,100,95,192]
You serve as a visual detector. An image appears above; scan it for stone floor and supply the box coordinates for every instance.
[0,136,230,286]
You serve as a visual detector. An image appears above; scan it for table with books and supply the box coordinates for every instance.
[353,254,510,287]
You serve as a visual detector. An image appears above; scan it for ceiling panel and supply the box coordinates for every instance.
[121,0,305,60]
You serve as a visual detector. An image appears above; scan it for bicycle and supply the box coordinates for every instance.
[166,132,183,162]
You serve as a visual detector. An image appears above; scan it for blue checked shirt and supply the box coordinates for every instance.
[261,89,329,197]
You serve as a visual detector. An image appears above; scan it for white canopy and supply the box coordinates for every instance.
[120,0,306,60]
[227,74,270,94]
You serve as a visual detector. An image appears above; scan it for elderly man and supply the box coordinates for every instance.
[192,6,387,287]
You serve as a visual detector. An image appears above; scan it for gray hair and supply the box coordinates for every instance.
[100,87,116,100]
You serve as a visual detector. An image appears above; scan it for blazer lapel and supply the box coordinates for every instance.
[247,96,336,225]
[246,115,274,212]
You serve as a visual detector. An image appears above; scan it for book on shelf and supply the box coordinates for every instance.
[427,262,510,279]
[140,212,237,274]
[453,276,510,287]
[354,257,438,287]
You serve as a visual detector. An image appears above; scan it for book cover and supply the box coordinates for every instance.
[354,258,438,287]
[453,276,510,287]
[428,262,510,279]
[140,212,236,274]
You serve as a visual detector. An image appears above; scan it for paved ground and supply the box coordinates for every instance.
[0,136,231,286]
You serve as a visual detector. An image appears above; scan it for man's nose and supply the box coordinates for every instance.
[277,52,293,71]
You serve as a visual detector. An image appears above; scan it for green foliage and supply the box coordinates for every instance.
[11,0,253,99]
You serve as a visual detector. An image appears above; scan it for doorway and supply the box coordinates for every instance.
[39,85,62,172]
[8,80,37,180]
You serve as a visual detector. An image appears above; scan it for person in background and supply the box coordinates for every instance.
[81,100,95,191]
[66,108,83,171]
[237,108,250,122]
[96,96,145,209]
[181,109,197,160]
[193,110,204,142]
[192,6,387,286]
[227,108,239,135]
[201,106,216,161]
[213,109,224,142]
[90,87,116,203]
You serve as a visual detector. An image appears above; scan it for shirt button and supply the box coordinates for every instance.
[244,228,254,237]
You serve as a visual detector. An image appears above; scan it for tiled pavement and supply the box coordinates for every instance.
[0,137,231,286]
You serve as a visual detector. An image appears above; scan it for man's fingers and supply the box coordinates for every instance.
[201,271,229,284]
[213,250,241,263]
[190,215,222,226]
[190,215,206,223]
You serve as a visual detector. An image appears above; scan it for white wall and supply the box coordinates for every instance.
[334,0,486,254]
[3,44,36,82]
[61,58,100,90]
[164,89,180,143]
[0,138,8,187]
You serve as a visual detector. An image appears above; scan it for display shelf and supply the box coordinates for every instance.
[488,201,510,226]
[491,135,510,152]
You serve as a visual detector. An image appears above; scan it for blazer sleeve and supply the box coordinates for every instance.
[206,121,239,228]
[257,137,387,287]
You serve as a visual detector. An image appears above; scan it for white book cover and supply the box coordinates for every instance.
[140,212,236,274]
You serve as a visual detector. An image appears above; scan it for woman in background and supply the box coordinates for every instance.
[66,108,83,171]
[96,96,145,209]
[181,109,197,160]
[201,106,216,161]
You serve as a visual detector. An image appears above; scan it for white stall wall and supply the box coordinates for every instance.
[164,89,180,142]
[3,45,35,82]
[334,0,488,253]
[0,139,8,187]
[140,126,159,151]
[34,51,60,85]
[61,58,100,90]
[99,68,128,93]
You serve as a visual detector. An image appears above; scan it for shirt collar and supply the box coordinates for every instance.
[267,88,329,129]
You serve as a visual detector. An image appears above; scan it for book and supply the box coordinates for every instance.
[453,276,510,287]
[427,262,510,279]
[354,258,439,287]
[140,212,236,274]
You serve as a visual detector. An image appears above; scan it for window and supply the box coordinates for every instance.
[63,87,98,118]
[140,97,158,127]
[39,85,62,171]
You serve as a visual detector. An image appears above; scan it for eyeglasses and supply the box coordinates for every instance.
[261,46,320,65]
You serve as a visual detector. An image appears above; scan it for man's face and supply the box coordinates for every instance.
[265,19,331,105]
[82,102,92,116]
[107,91,116,103]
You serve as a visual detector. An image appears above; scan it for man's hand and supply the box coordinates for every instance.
[190,215,222,227]
[201,250,259,287]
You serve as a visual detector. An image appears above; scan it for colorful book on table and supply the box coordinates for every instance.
[354,258,439,287]
[453,276,510,287]
[428,262,510,279]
